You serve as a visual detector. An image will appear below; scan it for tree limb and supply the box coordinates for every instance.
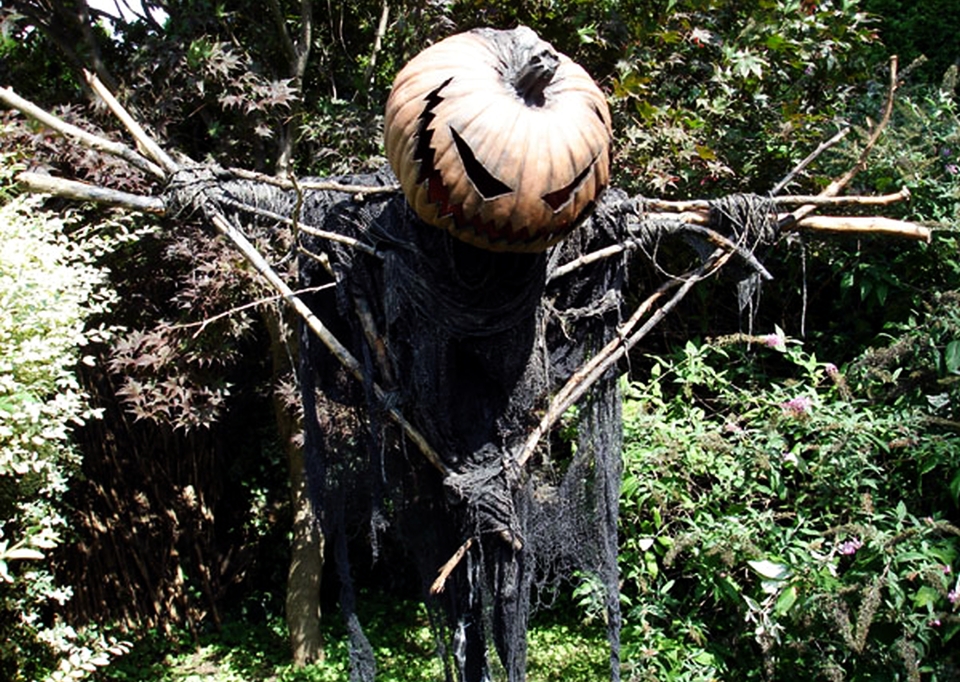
[16,172,165,213]
[779,55,900,230]
[517,245,737,471]
[0,86,164,179]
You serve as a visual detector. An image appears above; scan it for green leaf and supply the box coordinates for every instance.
[748,559,792,581]
[945,340,960,374]
[775,584,799,616]
[912,585,940,609]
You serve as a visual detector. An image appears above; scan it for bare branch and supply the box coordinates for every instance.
[781,215,932,242]
[780,55,900,230]
[84,70,179,175]
[517,244,739,471]
[226,166,399,195]
[169,283,338,339]
[430,538,474,595]
[771,126,851,195]
[641,187,910,212]
[0,86,164,179]
[16,172,165,213]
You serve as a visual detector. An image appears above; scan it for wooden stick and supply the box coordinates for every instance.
[16,172,165,213]
[18,74,444,479]
[217,194,381,257]
[207,207,449,477]
[641,187,909,212]
[517,247,735,470]
[84,70,179,175]
[429,537,474,595]
[771,126,851,195]
[227,166,399,196]
[780,55,900,230]
[0,86,164,179]
[782,215,931,242]
[633,209,930,241]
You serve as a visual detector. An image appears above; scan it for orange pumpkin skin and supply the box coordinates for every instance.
[384,27,612,253]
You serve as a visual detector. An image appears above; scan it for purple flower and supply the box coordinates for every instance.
[948,589,958,606]
[838,538,863,556]
[946,164,958,175]
[782,451,799,465]
[781,396,812,416]
[931,618,942,627]
[824,362,839,377]
[761,333,782,348]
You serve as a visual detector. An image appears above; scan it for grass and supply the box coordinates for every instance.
[99,598,609,682]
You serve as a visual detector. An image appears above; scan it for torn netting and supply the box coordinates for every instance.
[294,169,629,682]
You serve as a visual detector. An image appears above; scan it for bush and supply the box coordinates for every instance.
[0,154,129,681]
[619,327,960,681]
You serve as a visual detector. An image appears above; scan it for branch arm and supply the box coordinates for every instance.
[84,70,180,175]
[16,172,165,213]
[0,86,164,179]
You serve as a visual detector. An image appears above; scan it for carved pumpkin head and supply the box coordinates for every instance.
[384,27,612,253]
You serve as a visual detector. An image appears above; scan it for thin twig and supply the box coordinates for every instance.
[227,166,399,196]
[780,55,900,230]
[551,220,773,282]
[771,127,851,195]
[0,86,164,178]
[216,194,381,257]
[168,283,338,338]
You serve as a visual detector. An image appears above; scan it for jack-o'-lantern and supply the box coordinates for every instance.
[384,26,612,253]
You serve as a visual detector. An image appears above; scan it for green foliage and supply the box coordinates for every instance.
[99,603,607,682]
[861,0,960,85]
[608,0,879,196]
[619,328,960,681]
[0,154,130,680]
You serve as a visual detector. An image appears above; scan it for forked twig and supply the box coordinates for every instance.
[517,244,737,470]
[779,56,900,230]
[2,77,446,479]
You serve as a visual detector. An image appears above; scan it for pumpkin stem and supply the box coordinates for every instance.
[514,46,559,106]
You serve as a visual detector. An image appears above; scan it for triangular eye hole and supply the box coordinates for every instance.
[449,126,513,200]
[541,160,595,211]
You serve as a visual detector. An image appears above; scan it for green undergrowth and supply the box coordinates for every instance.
[99,597,608,682]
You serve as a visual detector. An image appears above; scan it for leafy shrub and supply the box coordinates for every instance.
[0,154,129,680]
[619,327,960,681]
[609,0,879,197]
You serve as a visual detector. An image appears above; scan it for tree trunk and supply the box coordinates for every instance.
[285,440,325,664]
[265,306,325,664]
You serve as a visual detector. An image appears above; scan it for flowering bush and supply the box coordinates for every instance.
[619,330,960,680]
[0,157,128,680]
